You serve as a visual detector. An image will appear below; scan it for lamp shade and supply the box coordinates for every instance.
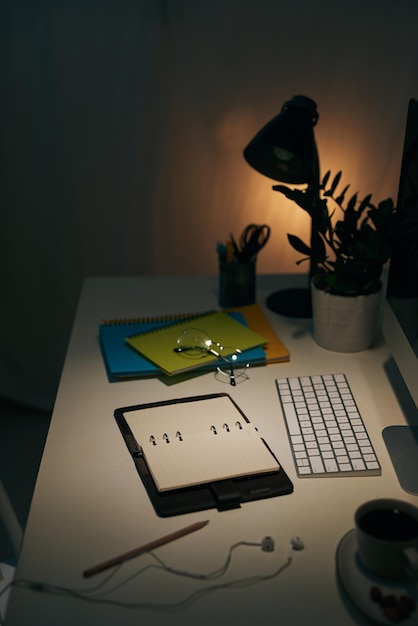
[243,95,319,184]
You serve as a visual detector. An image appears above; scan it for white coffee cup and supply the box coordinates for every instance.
[355,498,418,579]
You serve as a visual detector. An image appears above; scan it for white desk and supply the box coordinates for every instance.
[6,275,417,626]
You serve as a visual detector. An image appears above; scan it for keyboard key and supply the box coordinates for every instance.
[324,459,339,472]
[281,402,301,435]
[310,456,325,473]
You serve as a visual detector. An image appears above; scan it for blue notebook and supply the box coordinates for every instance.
[99,311,266,382]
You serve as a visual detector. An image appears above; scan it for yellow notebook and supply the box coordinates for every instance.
[125,310,267,376]
[225,304,290,364]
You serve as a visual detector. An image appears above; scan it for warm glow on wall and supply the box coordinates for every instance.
[150,96,402,284]
[238,173,312,275]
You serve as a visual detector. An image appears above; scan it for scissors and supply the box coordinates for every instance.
[238,223,271,261]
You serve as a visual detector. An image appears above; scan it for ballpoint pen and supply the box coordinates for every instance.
[83,520,209,578]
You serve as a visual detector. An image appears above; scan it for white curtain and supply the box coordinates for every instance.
[2,0,418,412]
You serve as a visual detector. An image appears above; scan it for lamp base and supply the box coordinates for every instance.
[266,287,312,318]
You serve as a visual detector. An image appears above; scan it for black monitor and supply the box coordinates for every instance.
[382,97,418,494]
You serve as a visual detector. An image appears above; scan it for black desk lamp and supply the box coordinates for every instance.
[243,95,322,317]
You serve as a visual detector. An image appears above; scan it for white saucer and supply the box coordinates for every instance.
[336,529,418,625]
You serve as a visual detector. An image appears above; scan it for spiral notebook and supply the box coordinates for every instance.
[115,393,293,516]
[99,308,272,381]
[125,310,268,376]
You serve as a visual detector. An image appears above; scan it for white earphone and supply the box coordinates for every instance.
[290,536,304,551]
[261,536,275,552]
[259,535,304,554]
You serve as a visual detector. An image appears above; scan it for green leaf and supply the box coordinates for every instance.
[357,194,373,217]
[321,171,331,189]
[272,184,292,197]
[287,234,312,256]
[273,185,314,214]
[329,171,342,196]
[295,257,310,266]
[346,193,358,212]
[334,184,350,205]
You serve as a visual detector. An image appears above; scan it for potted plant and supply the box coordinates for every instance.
[274,171,396,351]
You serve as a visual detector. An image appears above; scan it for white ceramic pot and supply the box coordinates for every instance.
[311,281,382,352]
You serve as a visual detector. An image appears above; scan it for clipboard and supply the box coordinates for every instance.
[115,393,293,517]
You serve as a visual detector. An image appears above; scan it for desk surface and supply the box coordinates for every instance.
[6,274,417,626]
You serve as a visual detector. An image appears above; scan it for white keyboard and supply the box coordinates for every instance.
[276,374,381,477]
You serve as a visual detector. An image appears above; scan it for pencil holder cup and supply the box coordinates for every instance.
[218,259,256,308]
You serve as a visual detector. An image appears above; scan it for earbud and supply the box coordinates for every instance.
[290,536,304,551]
[261,536,275,552]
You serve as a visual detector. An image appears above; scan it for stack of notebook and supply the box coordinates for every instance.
[99,303,290,382]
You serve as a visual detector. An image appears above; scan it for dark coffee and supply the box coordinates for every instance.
[359,507,418,541]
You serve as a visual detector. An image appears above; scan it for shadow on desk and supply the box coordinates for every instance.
[278,315,312,341]
[0,399,50,562]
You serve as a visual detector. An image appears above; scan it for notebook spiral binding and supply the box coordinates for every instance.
[148,421,244,444]
[102,310,213,326]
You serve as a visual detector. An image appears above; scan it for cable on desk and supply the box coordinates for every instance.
[0,537,303,617]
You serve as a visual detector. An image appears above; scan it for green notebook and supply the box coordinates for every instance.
[125,310,267,376]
